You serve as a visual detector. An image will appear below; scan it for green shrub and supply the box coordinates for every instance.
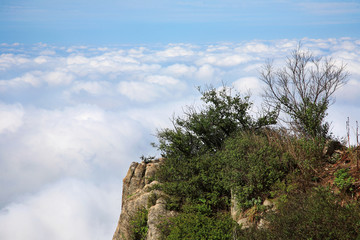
[220,131,294,209]
[157,152,230,211]
[154,86,277,159]
[129,207,148,240]
[267,130,326,181]
[334,168,355,192]
[159,202,240,240]
[242,187,360,240]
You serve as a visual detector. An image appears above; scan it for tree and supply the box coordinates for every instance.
[260,46,349,138]
[154,86,277,210]
[155,86,277,159]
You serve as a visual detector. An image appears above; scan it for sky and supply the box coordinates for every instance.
[0,1,360,240]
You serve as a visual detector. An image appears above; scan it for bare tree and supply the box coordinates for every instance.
[260,45,349,138]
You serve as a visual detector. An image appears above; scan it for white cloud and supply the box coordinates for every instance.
[68,81,111,95]
[0,104,145,206]
[0,54,30,71]
[0,103,24,134]
[233,77,262,94]
[0,179,120,240]
[196,53,254,67]
[239,42,271,53]
[39,50,56,56]
[206,45,230,52]
[117,81,161,102]
[145,75,179,86]
[1,70,74,89]
[195,64,217,81]
[163,64,197,78]
[34,56,48,64]
[335,78,360,102]
[117,75,187,103]
[44,70,74,85]
[156,46,195,58]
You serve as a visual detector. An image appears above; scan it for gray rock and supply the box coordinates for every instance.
[237,217,253,229]
[112,158,170,240]
[146,198,176,240]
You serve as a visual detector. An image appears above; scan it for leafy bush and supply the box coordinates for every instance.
[129,207,148,240]
[219,131,294,209]
[159,201,240,240]
[154,86,277,159]
[157,151,230,211]
[264,129,326,181]
[334,168,355,192]
[240,187,360,240]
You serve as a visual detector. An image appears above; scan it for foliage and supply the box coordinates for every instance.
[129,207,148,240]
[156,86,277,211]
[219,131,294,209]
[147,192,158,208]
[157,151,230,211]
[140,155,155,163]
[264,129,326,180]
[149,64,353,239]
[261,46,348,138]
[334,168,355,192]
[155,86,277,159]
[288,136,326,179]
[239,187,360,240]
[159,201,240,240]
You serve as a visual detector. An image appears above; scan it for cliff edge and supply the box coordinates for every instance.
[112,158,176,240]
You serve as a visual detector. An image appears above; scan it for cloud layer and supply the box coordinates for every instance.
[0,38,360,240]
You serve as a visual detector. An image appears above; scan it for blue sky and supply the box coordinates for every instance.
[1,1,360,240]
[1,0,360,43]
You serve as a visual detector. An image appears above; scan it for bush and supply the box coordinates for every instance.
[242,187,360,240]
[264,129,326,180]
[159,201,240,240]
[334,168,355,193]
[129,207,148,240]
[157,152,230,211]
[219,131,294,209]
[155,86,277,159]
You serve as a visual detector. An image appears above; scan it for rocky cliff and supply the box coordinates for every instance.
[112,158,277,240]
[112,158,176,240]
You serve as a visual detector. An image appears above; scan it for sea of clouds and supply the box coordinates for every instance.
[0,38,360,240]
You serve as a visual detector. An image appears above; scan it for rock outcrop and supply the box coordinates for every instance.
[231,191,275,229]
[112,159,176,240]
[113,158,277,239]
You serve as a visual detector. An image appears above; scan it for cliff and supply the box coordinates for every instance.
[112,158,274,240]
[112,158,176,240]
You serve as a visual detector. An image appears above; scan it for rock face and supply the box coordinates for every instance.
[231,190,275,229]
[113,158,276,239]
[112,159,176,240]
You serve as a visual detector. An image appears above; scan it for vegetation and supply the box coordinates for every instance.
[240,187,360,240]
[130,47,359,239]
[334,168,355,193]
[260,46,349,138]
[159,201,240,240]
[155,86,277,159]
[129,207,148,240]
[219,131,295,209]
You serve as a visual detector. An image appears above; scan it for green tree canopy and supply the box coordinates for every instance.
[155,86,277,159]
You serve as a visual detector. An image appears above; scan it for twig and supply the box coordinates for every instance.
[357,121,359,171]
[346,117,350,148]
